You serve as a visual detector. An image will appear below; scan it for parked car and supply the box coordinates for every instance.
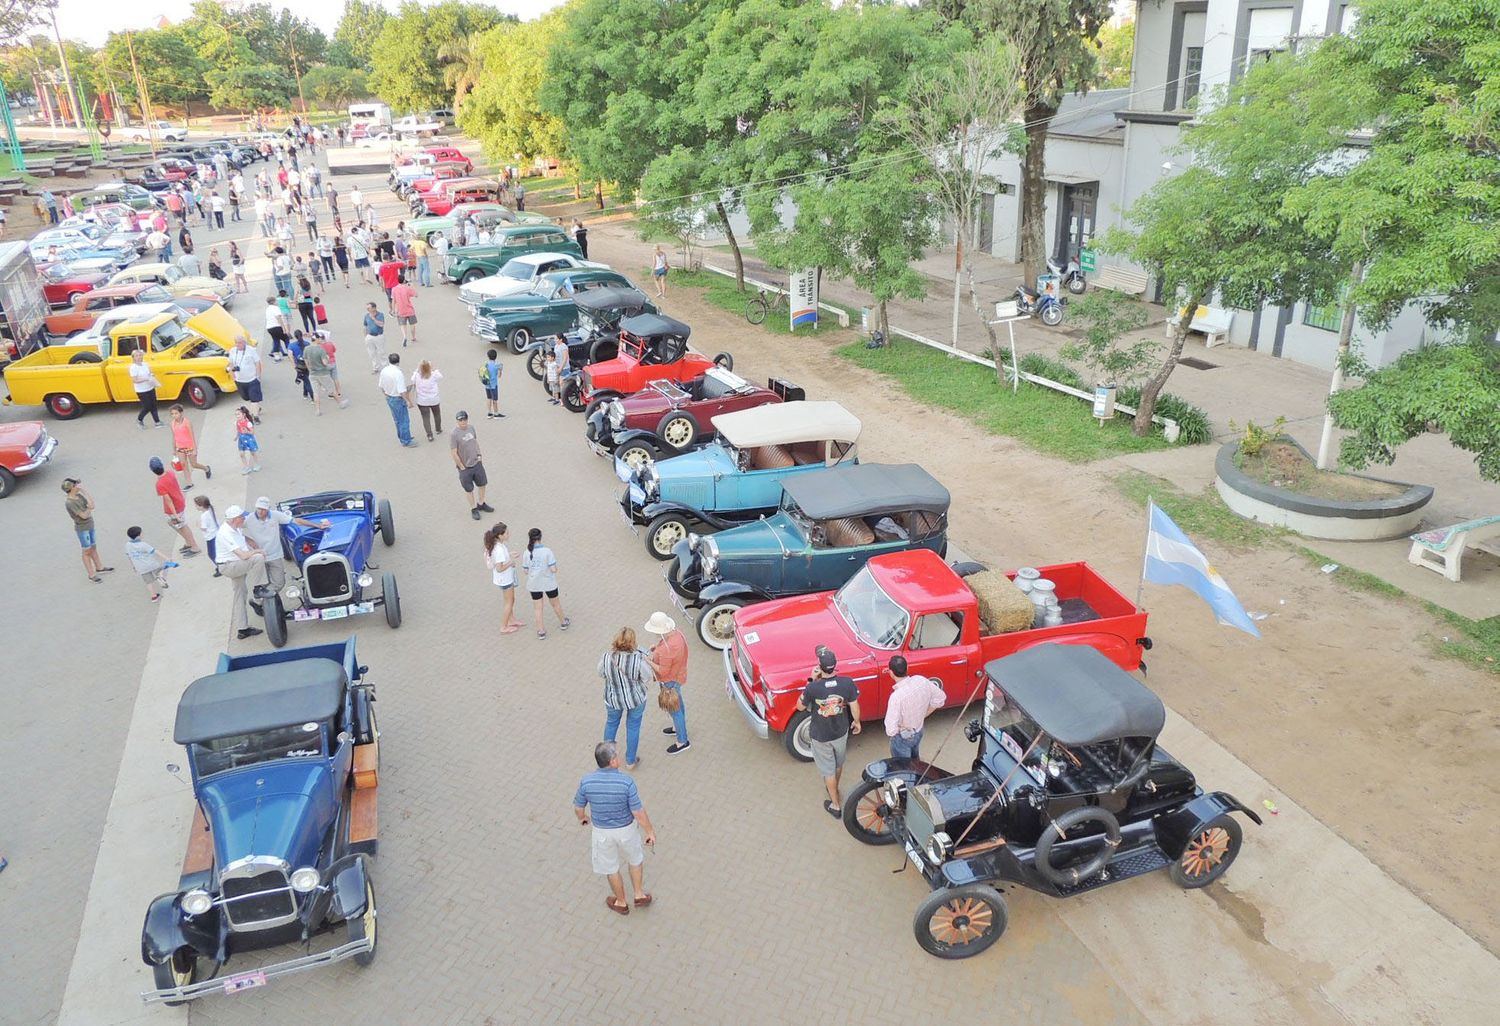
[519,286,657,381]
[0,420,58,497]
[672,462,951,648]
[563,312,732,415]
[409,202,548,247]
[394,162,467,199]
[37,262,108,307]
[848,643,1258,959]
[29,239,132,271]
[259,490,402,648]
[458,252,610,310]
[140,638,380,1004]
[157,157,197,181]
[444,225,581,286]
[38,222,139,260]
[44,283,180,337]
[468,269,635,352]
[73,182,161,211]
[620,399,859,559]
[588,371,801,469]
[131,120,187,142]
[415,178,505,216]
[392,113,442,136]
[724,548,1151,760]
[2,309,241,418]
[107,263,235,306]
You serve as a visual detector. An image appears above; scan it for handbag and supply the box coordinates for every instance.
[657,683,681,713]
[314,301,328,325]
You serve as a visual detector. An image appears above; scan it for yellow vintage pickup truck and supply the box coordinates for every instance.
[2,307,242,419]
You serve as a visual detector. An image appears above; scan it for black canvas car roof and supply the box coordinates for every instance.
[174,659,346,743]
[782,463,950,519]
[574,287,650,314]
[984,644,1165,745]
[620,312,691,340]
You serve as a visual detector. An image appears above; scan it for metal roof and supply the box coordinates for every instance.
[711,400,861,447]
[574,286,652,314]
[174,659,346,744]
[1048,87,1130,141]
[984,644,1165,745]
[782,463,949,520]
[620,312,691,340]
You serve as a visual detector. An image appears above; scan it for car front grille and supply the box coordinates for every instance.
[459,287,483,306]
[305,556,352,603]
[221,869,295,929]
[734,640,754,693]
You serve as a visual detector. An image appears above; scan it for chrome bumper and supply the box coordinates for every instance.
[14,434,58,473]
[722,648,769,740]
[140,937,373,1004]
[469,321,500,341]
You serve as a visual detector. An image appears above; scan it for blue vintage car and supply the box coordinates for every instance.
[619,400,862,561]
[668,462,951,648]
[261,490,400,648]
[140,639,380,1004]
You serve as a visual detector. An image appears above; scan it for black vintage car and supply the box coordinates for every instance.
[520,285,656,382]
[848,643,1260,959]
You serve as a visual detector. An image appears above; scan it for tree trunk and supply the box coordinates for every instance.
[878,300,890,348]
[715,200,744,290]
[595,180,604,209]
[574,179,582,200]
[1133,289,1203,435]
[1316,260,1365,469]
[961,254,1003,382]
[951,227,963,348]
[1019,101,1057,288]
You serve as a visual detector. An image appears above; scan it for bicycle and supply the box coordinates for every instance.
[744,284,789,325]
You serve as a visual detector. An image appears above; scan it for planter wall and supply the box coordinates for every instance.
[1214,439,1433,541]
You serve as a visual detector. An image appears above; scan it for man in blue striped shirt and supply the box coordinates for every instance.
[574,742,657,915]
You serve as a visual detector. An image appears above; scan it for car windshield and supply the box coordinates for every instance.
[163,266,183,284]
[191,721,325,776]
[153,320,188,350]
[139,285,173,303]
[982,682,1049,783]
[833,567,910,649]
[499,261,534,281]
[39,264,64,282]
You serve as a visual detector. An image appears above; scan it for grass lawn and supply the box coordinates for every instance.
[838,338,1173,463]
[662,268,832,338]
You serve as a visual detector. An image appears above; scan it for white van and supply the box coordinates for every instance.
[347,103,392,130]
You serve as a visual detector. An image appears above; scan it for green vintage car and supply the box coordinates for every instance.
[469,268,637,351]
[409,202,551,247]
[444,225,581,285]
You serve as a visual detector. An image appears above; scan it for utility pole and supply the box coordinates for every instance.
[46,3,83,131]
[288,28,308,114]
[125,32,158,156]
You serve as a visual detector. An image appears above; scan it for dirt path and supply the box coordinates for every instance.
[589,225,1500,954]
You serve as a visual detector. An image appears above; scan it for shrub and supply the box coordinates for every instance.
[1116,386,1214,445]
[1018,352,1084,389]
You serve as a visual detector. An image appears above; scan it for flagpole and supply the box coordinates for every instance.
[1136,498,1152,610]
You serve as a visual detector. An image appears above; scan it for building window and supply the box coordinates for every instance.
[1183,47,1203,104]
[1246,7,1294,67]
[1303,301,1342,332]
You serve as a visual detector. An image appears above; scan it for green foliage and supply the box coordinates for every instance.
[302,65,371,108]
[101,28,211,108]
[184,2,326,71]
[330,0,388,70]
[1092,19,1133,88]
[205,64,291,111]
[460,12,569,164]
[1329,341,1500,482]
[1017,352,1083,389]
[1228,416,1288,458]
[1059,290,1155,385]
[1114,472,1280,549]
[369,1,505,112]
[0,1,51,43]
[666,268,829,337]
[1114,387,1213,446]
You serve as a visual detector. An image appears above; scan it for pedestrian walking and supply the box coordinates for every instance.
[230,242,247,293]
[332,234,351,286]
[210,190,225,228]
[652,245,668,297]
[42,188,59,223]
[643,612,690,753]
[391,273,418,344]
[449,411,492,518]
[303,203,318,243]
[349,186,363,212]
[296,276,318,333]
[573,741,656,916]
[150,456,202,557]
[317,234,335,279]
[883,656,946,761]
[229,186,242,223]
[63,478,112,582]
[377,257,402,310]
[349,230,372,283]
[177,249,202,278]
[243,495,331,590]
[410,235,431,286]
[327,184,339,218]
[274,291,294,355]
[572,218,589,259]
[128,349,163,428]
[303,330,348,411]
[483,520,523,631]
[306,250,325,289]
[797,646,862,818]
[598,627,654,770]
[168,404,211,487]
[289,330,314,402]
[124,526,176,602]
[178,225,195,255]
[214,505,273,640]
[363,302,387,372]
[271,247,294,296]
[145,226,171,263]
[433,232,449,277]
[378,353,417,447]
[235,405,263,473]
[514,181,526,211]
[194,495,221,573]
[228,334,265,418]
[522,528,569,637]
[482,348,503,417]
[412,359,442,439]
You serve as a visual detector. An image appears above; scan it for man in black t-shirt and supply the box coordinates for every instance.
[797,645,862,819]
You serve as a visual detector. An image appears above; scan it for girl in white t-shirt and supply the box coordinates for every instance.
[194,495,221,576]
[521,528,570,639]
[482,521,523,634]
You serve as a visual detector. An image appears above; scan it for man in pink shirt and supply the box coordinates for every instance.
[884,656,945,761]
[644,612,691,754]
[390,273,418,347]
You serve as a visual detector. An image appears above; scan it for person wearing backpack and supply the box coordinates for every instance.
[482,348,503,418]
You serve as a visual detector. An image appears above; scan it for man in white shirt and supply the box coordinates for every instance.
[215,504,273,640]
[242,495,331,590]
[271,247,293,296]
[254,195,271,236]
[349,186,363,212]
[377,353,417,448]
[226,335,264,416]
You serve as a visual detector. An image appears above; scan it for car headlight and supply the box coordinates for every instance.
[181,889,213,916]
[282,585,301,602]
[700,537,719,579]
[925,831,953,864]
[289,867,321,893]
[641,464,660,499]
[357,572,374,588]
[882,778,906,812]
[607,401,625,429]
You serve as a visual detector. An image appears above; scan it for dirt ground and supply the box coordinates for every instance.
[592,226,1500,955]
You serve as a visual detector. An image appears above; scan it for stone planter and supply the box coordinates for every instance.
[1214,438,1433,541]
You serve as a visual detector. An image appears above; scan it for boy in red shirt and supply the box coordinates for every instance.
[150,456,201,557]
[378,259,403,310]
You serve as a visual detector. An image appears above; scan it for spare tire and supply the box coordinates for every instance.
[713,352,733,370]
[69,351,103,364]
[1033,805,1121,888]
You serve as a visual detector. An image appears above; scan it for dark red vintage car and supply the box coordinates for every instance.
[586,371,803,469]
[38,263,108,307]
[562,313,732,415]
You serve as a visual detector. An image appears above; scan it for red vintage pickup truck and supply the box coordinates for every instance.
[724,548,1150,761]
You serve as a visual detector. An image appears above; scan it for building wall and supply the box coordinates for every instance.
[981,134,1125,264]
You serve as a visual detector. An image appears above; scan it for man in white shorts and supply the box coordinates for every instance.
[573,742,657,915]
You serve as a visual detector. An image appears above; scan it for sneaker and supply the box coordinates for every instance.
[471,508,481,520]
[182,484,194,491]
[241,467,252,475]
[667,742,691,755]
[163,561,180,570]
[251,465,262,472]
[205,466,212,479]
[236,627,263,640]
[662,727,676,736]
[476,502,494,512]
[560,617,570,630]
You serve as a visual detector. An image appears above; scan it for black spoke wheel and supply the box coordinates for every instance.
[842,778,897,845]
[744,297,768,325]
[1169,815,1242,889]
[151,947,201,1006]
[561,382,585,413]
[914,884,1008,960]
[526,348,546,381]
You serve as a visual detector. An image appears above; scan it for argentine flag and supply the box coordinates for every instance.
[1143,501,1261,638]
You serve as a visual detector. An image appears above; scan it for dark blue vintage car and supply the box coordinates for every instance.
[669,462,951,648]
[261,490,400,648]
[140,639,380,1004]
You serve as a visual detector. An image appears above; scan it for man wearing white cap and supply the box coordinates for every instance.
[644,612,691,754]
[242,497,332,591]
[214,505,273,640]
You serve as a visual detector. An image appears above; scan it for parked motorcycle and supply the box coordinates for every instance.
[1047,255,1088,295]
[1014,284,1065,326]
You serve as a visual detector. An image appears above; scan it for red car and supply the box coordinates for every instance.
[404,164,470,201]
[587,371,802,469]
[418,178,503,216]
[0,420,59,498]
[422,146,472,173]
[562,313,731,414]
[724,549,1150,761]
[38,263,108,307]
[158,158,195,181]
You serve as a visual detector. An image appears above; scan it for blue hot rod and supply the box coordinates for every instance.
[140,638,380,1004]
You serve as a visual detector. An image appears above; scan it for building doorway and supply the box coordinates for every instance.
[1056,182,1097,263]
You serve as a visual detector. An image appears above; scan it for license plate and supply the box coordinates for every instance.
[905,842,922,871]
[321,606,349,620]
[620,505,634,527]
[667,582,684,610]
[222,970,266,995]
[293,609,320,621]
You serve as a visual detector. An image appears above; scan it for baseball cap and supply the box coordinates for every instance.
[225,504,245,519]
[61,477,79,491]
[148,456,164,473]
[455,410,469,421]
[816,645,837,673]
[254,497,272,510]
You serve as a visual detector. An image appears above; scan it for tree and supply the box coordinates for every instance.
[205,64,290,111]
[330,0,387,70]
[303,65,370,108]
[459,12,568,164]
[1092,18,1133,88]
[0,0,49,44]
[100,27,210,110]
[436,30,486,113]
[369,1,504,113]
[1060,290,1155,385]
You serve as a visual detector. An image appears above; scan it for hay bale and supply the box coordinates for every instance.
[968,569,1035,634]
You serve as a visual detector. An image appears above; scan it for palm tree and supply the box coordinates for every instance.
[438,32,486,113]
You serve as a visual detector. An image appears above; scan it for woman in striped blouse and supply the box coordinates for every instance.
[598,627,654,770]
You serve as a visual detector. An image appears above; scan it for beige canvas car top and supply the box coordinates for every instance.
[711,400,861,448]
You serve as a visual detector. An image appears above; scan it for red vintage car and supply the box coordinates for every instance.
[586,371,802,469]
[0,420,59,498]
[403,163,469,200]
[562,313,732,415]
[724,549,1150,761]
[418,178,503,216]
[38,263,109,307]
[158,158,196,181]
[422,146,473,174]
[44,282,176,336]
